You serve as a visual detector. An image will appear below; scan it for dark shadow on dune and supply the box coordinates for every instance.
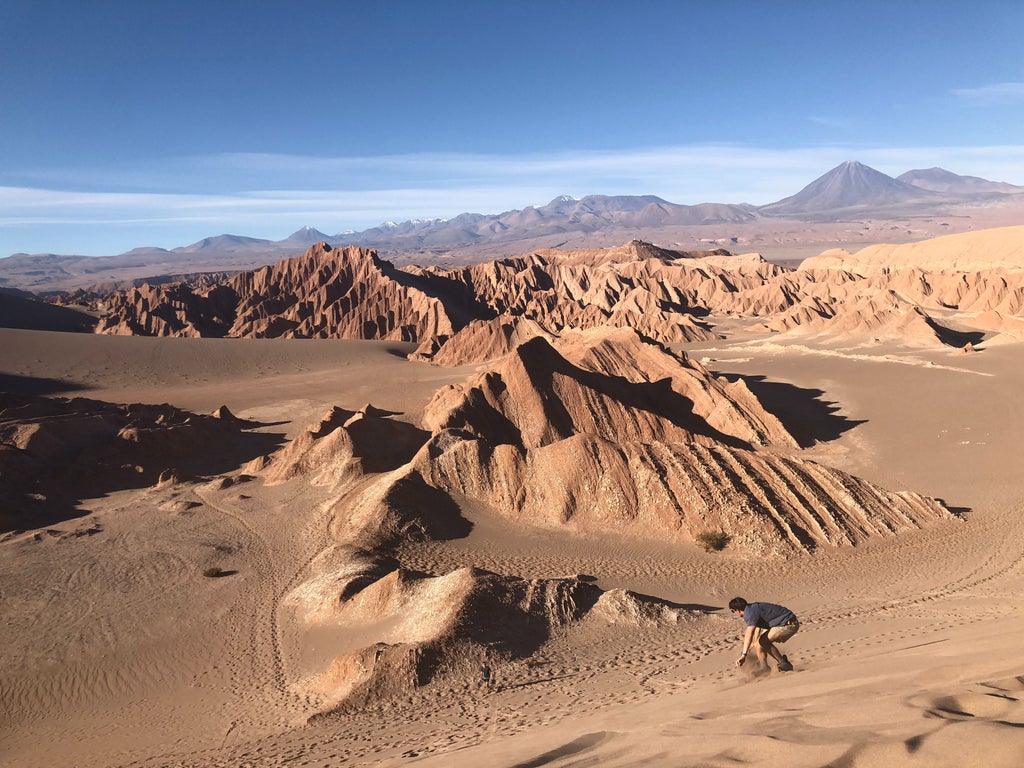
[409,576,605,689]
[337,555,403,601]
[935,500,971,517]
[0,293,99,333]
[508,732,612,768]
[205,569,239,578]
[927,320,986,349]
[1,394,287,532]
[0,372,91,396]
[719,373,866,448]
[384,473,474,543]
[517,337,754,450]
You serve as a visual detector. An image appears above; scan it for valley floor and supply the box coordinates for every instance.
[1,328,1022,768]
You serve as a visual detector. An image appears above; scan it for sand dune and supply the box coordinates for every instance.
[802,224,1024,273]
[2,228,1024,766]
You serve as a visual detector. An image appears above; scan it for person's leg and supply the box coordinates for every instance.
[758,632,784,663]
[766,624,798,669]
[751,628,772,665]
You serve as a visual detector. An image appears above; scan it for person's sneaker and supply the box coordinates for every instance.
[777,656,793,672]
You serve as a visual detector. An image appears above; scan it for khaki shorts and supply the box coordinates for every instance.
[766,621,799,644]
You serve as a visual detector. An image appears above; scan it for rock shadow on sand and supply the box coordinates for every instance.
[525,338,755,450]
[926,320,986,350]
[0,372,90,396]
[720,374,866,448]
[0,394,287,532]
[508,732,614,768]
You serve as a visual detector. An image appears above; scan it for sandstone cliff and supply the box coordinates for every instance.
[97,243,464,340]
[93,230,1024,351]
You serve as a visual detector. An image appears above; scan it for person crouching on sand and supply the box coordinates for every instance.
[729,597,799,672]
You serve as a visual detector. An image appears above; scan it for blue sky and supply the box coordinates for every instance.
[2,0,1023,256]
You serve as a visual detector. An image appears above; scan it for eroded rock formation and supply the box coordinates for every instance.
[286,554,694,715]
[256,329,955,709]
[96,244,463,340]
[92,228,1024,351]
[0,394,278,530]
[252,331,951,561]
[78,228,1024,712]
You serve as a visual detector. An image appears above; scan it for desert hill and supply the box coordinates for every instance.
[219,325,955,710]
[897,166,1023,195]
[412,334,951,553]
[303,564,695,714]
[800,224,1024,274]
[89,226,1024,352]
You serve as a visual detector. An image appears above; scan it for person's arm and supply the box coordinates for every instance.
[736,624,756,666]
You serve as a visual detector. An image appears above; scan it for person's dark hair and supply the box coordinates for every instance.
[728,597,748,612]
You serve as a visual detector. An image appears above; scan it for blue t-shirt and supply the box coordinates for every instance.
[743,602,797,629]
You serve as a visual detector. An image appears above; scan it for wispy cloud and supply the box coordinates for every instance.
[807,116,856,132]
[951,82,1024,105]
[5,142,1024,255]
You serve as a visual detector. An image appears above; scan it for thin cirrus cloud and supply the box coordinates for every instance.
[0,184,561,230]
[207,146,839,189]
[951,82,1024,105]
[177,143,1024,198]
[5,142,1024,253]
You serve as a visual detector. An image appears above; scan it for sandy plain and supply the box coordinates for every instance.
[1,310,1023,768]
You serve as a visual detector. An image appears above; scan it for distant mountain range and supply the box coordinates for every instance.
[760,160,1022,218]
[3,161,1023,293]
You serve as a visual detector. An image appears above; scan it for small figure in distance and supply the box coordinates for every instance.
[729,597,799,672]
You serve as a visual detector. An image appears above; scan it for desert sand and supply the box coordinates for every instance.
[3,232,1024,768]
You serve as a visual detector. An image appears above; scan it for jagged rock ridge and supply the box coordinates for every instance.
[96,243,464,340]
[94,240,742,344]
[93,227,1024,352]
[252,331,952,560]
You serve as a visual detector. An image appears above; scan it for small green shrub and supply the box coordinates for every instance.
[695,529,731,553]
[203,566,225,578]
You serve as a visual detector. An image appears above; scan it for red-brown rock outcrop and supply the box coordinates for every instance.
[256,404,429,488]
[92,230,1024,351]
[265,332,951,558]
[410,337,952,555]
[97,243,463,340]
[0,394,278,530]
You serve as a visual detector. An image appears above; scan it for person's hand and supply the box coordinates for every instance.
[735,654,746,667]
